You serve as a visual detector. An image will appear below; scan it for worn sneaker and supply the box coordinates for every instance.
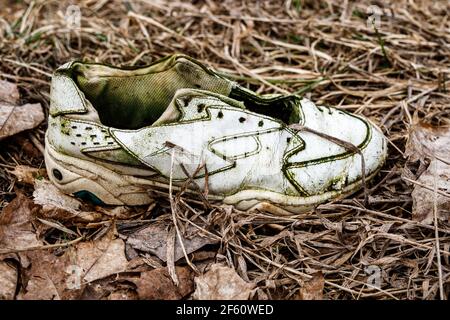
[45,54,387,213]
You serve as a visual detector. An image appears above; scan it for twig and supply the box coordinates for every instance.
[432,159,444,300]
[0,236,84,255]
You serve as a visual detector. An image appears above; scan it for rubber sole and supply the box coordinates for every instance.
[45,142,381,214]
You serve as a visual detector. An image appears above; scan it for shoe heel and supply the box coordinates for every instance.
[44,145,153,206]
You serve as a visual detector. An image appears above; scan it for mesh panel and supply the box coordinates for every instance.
[73,56,232,129]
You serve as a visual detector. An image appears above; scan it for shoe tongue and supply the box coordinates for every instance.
[151,91,183,125]
[152,88,245,125]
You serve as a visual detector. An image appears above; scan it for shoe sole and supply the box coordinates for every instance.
[45,140,382,214]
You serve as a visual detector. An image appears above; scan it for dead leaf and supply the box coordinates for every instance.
[0,79,20,105]
[108,289,138,300]
[259,230,292,247]
[10,165,46,185]
[0,193,41,252]
[13,135,42,158]
[411,160,450,224]
[18,227,129,299]
[0,103,44,140]
[132,266,194,300]
[33,179,102,222]
[405,123,450,224]
[0,260,18,299]
[126,218,217,262]
[80,279,139,300]
[17,250,80,300]
[0,80,44,140]
[192,263,255,300]
[33,179,83,213]
[369,256,400,266]
[298,272,324,300]
[332,251,353,267]
[75,227,128,283]
[405,122,450,163]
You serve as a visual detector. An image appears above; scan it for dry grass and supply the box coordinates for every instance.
[1,0,449,299]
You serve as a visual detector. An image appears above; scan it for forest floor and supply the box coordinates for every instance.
[0,0,449,300]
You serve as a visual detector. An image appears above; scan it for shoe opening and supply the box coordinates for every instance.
[70,54,301,129]
[71,55,232,129]
[229,86,301,125]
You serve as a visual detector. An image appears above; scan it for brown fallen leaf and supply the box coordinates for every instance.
[13,135,42,158]
[18,227,129,299]
[0,79,20,105]
[405,122,450,163]
[0,260,18,300]
[131,266,194,300]
[10,165,47,185]
[126,217,217,262]
[33,179,102,222]
[0,103,44,140]
[75,227,129,283]
[0,80,44,140]
[259,230,292,247]
[33,179,83,213]
[192,263,255,300]
[0,192,42,252]
[17,250,81,300]
[298,272,325,300]
[80,279,139,300]
[412,160,450,224]
[108,289,139,300]
[405,123,450,224]
[0,192,43,292]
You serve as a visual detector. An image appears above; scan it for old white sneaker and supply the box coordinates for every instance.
[45,54,387,213]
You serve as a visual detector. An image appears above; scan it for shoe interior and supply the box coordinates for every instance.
[71,54,300,129]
